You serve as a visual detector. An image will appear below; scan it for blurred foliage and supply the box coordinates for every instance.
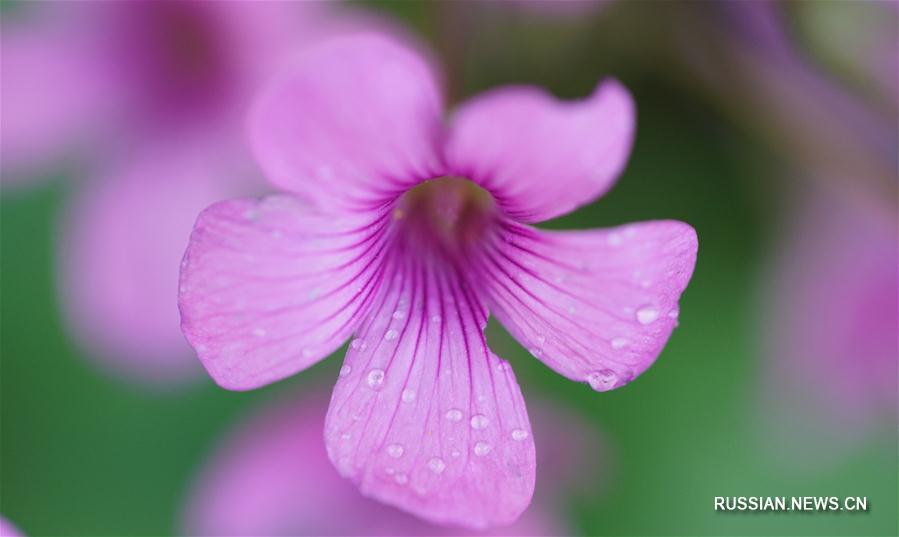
[2,1,896,536]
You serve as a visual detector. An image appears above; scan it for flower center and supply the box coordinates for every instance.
[393,177,498,258]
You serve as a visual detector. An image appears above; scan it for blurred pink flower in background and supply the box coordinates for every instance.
[0,517,23,537]
[680,0,897,199]
[184,391,607,536]
[760,185,897,464]
[178,34,696,527]
[2,1,398,384]
[683,1,898,462]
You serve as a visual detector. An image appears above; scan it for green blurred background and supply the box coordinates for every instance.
[1,1,896,536]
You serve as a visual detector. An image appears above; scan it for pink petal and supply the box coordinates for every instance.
[184,391,563,536]
[0,4,116,184]
[248,34,446,214]
[0,517,23,537]
[179,196,390,390]
[59,139,259,384]
[324,263,535,529]
[480,220,697,390]
[444,79,634,223]
[761,185,897,461]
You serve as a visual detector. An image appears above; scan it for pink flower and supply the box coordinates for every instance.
[183,390,607,536]
[760,184,897,464]
[178,34,697,528]
[1,1,353,183]
[0,517,23,537]
[1,1,395,383]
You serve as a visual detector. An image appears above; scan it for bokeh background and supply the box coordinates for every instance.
[1,1,896,536]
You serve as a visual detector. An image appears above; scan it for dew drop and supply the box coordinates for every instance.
[611,337,629,350]
[636,305,659,325]
[431,314,442,323]
[451,450,461,458]
[366,369,385,389]
[586,369,618,392]
[445,409,463,422]
[607,232,623,246]
[668,308,680,319]
[536,334,546,345]
[392,310,406,320]
[350,338,366,350]
[470,414,489,430]
[386,444,404,458]
[393,472,408,485]
[401,389,416,403]
[473,442,492,456]
[384,329,398,341]
[341,433,351,441]
[339,365,352,377]
[511,429,529,441]
[428,457,446,474]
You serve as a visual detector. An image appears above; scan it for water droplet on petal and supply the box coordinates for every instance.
[470,414,489,430]
[339,365,352,377]
[431,315,442,323]
[611,337,629,350]
[384,329,398,341]
[473,442,492,456]
[511,429,529,441]
[392,310,406,320]
[536,334,546,345]
[394,472,408,485]
[341,433,351,440]
[668,308,680,319]
[607,232,623,246]
[586,369,618,392]
[386,444,404,458]
[350,338,366,350]
[445,409,463,422]
[401,389,416,403]
[243,208,259,222]
[366,369,385,389]
[636,305,659,325]
[451,450,461,458]
[428,457,446,474]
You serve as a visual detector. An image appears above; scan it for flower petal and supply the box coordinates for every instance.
[761,185,897,462]
[445,79,634,223]
[184,391,561,536]
[324,262,535,529]
[59,140,257,384]
[0,517,23,537]
[0,4,116,184]
[178,195,391,390]
[249,34,446,213]
[480,220,697,390]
